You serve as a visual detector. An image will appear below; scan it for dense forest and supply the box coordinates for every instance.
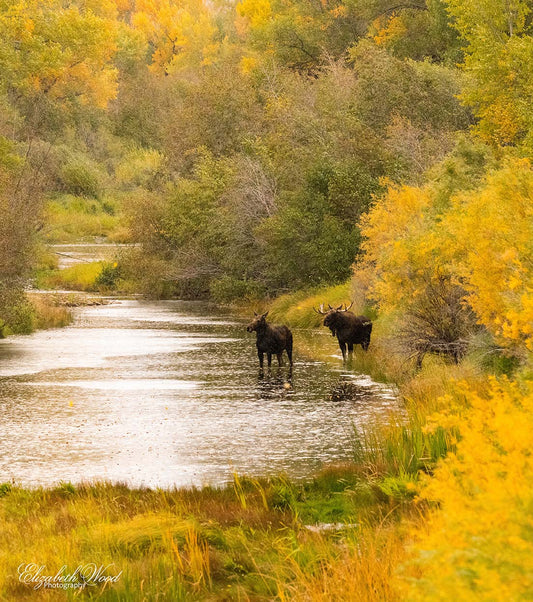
[1,0,533,599]
[2,0,469,305]
[2,0,532,352]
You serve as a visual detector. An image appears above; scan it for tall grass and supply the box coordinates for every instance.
[352,417,455,478]
[43,195,129,243]
[37,262,104,291]
[269,282,353,328]
[0,469,411,601]
[29,294,73,329]
[278,525,406,602]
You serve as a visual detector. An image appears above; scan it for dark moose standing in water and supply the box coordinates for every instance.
[247,312,293,368]
[315,302,372,361]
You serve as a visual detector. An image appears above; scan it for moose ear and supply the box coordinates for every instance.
[253,312,258,316]
[262,311,269,319]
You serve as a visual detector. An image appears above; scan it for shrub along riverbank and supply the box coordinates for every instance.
[267,284,533,600]
[0,293,73,338]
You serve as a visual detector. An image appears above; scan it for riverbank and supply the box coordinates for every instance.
[2,378,531,600]
[0,468,414,600]
[0,293,73,338]
[0,296,415,600]
[263,283,533,600]
[0,292,111,339]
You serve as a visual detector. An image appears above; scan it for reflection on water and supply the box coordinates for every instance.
[0,300,398,488]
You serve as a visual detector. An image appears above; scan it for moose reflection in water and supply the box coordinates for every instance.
[315,303,373,362]
[246,311,293,369]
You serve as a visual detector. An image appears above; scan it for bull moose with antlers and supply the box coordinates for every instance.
[315,302,372,361]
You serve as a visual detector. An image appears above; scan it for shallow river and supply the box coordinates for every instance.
[50,243,134,269]
[0,300,397,488]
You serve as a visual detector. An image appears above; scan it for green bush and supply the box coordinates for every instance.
[210,276,265,303]
[1,299,36,334]
[59,156,103,198]
[95,262,121,289]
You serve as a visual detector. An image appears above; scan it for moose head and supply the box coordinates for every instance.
[314,302,354,331]
[246,311,269,332]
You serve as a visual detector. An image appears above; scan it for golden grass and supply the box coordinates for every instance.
[269,282,353,329]
[27,294,73,330]
[278,525,407,602]
[0,472,411,601]
[38,262,104,292]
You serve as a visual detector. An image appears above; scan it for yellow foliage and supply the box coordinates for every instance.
[0,0,118,107]
[237,0,272,28]
[445,160,533,350]
[401,377,533,601]
[373,14,407,47]
[329,5,347,18]
[476,97,522,147]
[240,55,259,74]
[360,183,448,313]
[360,159,533,352]
[132,0,219,73]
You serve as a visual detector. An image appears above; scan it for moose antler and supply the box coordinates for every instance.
[313,303,327,315]
[314,302,354,314]
[338,301,354,312]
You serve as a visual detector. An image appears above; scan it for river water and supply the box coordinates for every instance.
[50,243,134,269]
[0,300,398,488]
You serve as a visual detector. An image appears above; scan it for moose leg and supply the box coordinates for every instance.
[339,341,347,362]
[286,333,293,366]
[258,351,264,369]
[347,343,354,355]
[286,347,293,366]
[267,353,272,367]
[277,353,283,366]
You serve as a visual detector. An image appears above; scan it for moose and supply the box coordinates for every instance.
[246,311,293,368]
[315,302,372,361]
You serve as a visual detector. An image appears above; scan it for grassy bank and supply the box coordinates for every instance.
[29,294,74,330]
[0,293,112,338]
[2,376,531,600]
[0,467,415,601]
[35,261,130,294]
[0,294,74,337]
[43,195,130,244]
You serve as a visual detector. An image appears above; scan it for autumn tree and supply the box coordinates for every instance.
[445,0,533,148]
[0,0,119,329]
[132,0,220,74]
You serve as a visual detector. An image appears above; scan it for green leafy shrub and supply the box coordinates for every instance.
[95,262,121,289]
[59,156,104,198]
[210,276,265,303]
